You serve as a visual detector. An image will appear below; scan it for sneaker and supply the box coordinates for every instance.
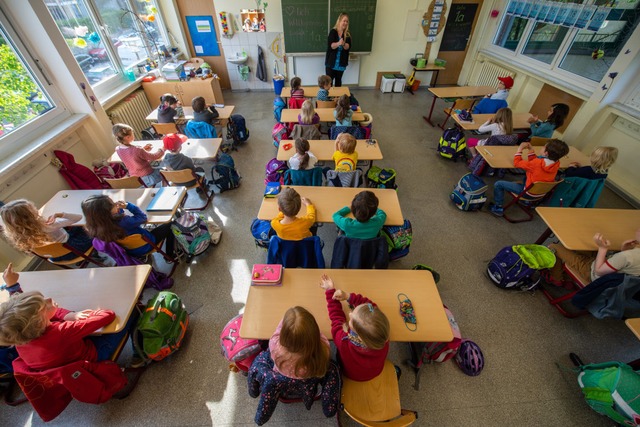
[490,205,504,217]
[130,355,148,368]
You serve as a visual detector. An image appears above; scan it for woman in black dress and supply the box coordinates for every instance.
[325,13,351,87]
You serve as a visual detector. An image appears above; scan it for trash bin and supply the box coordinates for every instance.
[393,74,406,93]
[273,74,285,96]
[380,74,395,93]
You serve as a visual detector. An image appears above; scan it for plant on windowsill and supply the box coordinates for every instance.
[119,7,165,77]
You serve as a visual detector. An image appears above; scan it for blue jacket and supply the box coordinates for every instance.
[185,120,217,138]
[267,236,325,268]
[330,235,389,269]
[472,98,508,114]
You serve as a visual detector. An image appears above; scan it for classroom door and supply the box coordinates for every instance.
[435,0,483,85]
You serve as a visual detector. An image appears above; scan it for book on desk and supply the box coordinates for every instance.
[146,187,182,211]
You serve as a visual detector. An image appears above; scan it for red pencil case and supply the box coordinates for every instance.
[251,264,283,286]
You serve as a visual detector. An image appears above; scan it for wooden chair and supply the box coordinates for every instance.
[502,180,563,223]
[30,242,105,269]
[159,169,213,211]
[442,98,478,128]
[316,100,336,108]
[340,360,417,426]
[530,136,551,146]
[540,263,589,318]
[118,234,178,276]
[152,123,179,136]
[105,176,146,189]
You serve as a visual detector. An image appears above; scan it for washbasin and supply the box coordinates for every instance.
[227,55,248,64]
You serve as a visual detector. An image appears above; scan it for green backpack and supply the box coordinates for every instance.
[577,361,640,425]
[134,292,189,362]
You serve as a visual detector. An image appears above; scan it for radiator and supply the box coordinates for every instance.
[107,89,151,140]
[475,62,516,87]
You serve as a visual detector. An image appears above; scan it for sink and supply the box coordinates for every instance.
[227,55,248,64]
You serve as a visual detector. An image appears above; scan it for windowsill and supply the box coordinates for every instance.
[609,102,640,122]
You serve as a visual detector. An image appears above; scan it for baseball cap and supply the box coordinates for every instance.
[497,76,514,89]
[163,133,187,151]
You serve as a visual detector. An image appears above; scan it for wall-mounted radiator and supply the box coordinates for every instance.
[474,62,516,87]
[107,89,151,140]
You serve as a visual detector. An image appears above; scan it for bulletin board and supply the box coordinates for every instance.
[185,16,220,56]
[422,0,447,59]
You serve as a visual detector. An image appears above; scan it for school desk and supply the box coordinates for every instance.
[280,86,350,99]
[280,108,365,124]
[240,269,453,343]
[477,146,590,170]
[535,207,640,250]
[276,139,383,166]
[451,113,533,131]
[257,186,403,226]
[0,265,151,334]
[109,138,222,163]
[406,64,446,94]
[40,188,187,225]
[423,86,494,128]
[145,105,235,123]
[624,318,640,368]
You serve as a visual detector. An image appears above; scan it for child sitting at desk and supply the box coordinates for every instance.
[466,108,514,159]
[290,77,304,99]
[161,133,206,187]
[191,96,219,126]
[564,146,618,180]
[334,95,353,126]
[527,103,570,138]
[317,75,332,101]
[113,123,164,187]
[157,93,181,124]
[270,188,316,241]
[288,138,318,171]
[333,191,387,239]
[332,132,358,172]
[319,274,389,381]
[490,139,569,217]
[486,76,513,101]
[298,100,320,125]
[81,195,175,258]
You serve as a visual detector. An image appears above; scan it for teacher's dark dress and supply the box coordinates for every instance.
[325,29,351,87]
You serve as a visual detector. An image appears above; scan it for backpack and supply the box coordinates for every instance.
[367,166,397,189]
[577,361,640,426]
[251,218,275,249]
[381,219,412,261]
[273,96,286,123]
[272,122,290,148]
[134,291,189,362]
[487,244,556,291]
[220,314,261,372]
[226,114,250,146]
[265,158,288,184]
[438,127,466,161]
[141,126,158,140]
[94,162,128,186]
[450,173,487,211]
[212,152,241,192]
[468,153,490,177]
[171,212,211,260]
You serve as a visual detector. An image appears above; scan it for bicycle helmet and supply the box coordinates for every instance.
[455,339,484,376]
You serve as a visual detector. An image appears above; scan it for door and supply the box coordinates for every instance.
[435,0,483,85]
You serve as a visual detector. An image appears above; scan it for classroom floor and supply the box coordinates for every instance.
[4,88,638,426]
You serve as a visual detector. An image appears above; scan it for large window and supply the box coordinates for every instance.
[493,0,640,83]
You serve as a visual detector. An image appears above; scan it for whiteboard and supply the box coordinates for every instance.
[291,55,360,86]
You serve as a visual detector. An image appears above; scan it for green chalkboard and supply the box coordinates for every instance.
[281,0,377,54]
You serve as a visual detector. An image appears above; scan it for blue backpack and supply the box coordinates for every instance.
[381,219,412,261]
[487,245,556,291]
[438,127,466,161]
[251,218,274,248]
[212,153,241,192]
[273,96,286,123]
[227,114,249,144]
[450,173,487,211]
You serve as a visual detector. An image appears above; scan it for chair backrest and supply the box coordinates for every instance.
[185,120,217,138]
[522,180,563,202]
[152,123,179,136]
[447,98,476,112]
[330,235,389,269]
[30,242,92,266]
[330,126,366,139]
[159,169,198,188]
[316,100,336,108]
[290,124,321,140]
[288,97,305,109]
[283,167,323,186]
[326,169,362,188]
[484,134,519,146]
[267,235,325,268]
[105,176,145,189]
[530,136,551,146]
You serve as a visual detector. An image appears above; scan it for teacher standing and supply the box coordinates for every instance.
[325,13,351,87]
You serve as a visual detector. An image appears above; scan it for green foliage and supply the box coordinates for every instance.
[0,44,39,125]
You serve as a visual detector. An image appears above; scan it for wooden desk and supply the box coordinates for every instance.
[145,105,235,122]
[478,146,590,170]
[535,207,640,250]
[277,139,383,162]
[110,138,222,163]
[406,65,446,94]
[423,86,494,128]
[0,266,151,334]
[452,113,532,131]
[41,188,186,225]
[626,318,640,340]
[280,86,350,99]
[241,269,453,342]
[258,186,403,226]
[281,108,365,124]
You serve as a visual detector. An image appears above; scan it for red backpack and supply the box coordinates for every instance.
[272,123,289,148]
[220,314,261,372]
[93,162,128,186]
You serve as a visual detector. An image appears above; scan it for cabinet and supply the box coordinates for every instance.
[142,77,224,108]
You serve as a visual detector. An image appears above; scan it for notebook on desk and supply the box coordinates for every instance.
[146,187,182,211]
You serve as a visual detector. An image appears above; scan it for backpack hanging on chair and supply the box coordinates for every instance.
[211,152,241,192]
[381,219,412,260]
[273,96,286,123]
[272,123,290,148]
[265,158,288,184]
[220,314,261,372]
[171,212,211,261]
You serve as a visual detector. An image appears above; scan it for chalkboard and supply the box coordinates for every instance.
[281,0,377,54]
[439,3,478,52]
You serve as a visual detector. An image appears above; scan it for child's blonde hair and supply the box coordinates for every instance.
[351,303,389,350]
[275,306,330,378]
[590,146,618,174]
[493,108,513,135]
[0,292,49,346]
[300,100,316,125]
[318,75,331,88]
[335,95,350,123]
[336,132,357,154]
[278,188,302,217]
[0,199,50,252]
[112,123,134,144]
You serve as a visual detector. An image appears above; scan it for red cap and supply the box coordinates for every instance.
[497,76,514,89]
[163,133,187,151]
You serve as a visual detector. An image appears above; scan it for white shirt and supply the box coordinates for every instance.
[288,152,318,170]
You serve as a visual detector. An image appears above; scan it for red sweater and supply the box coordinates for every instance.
[325,289,389,381]
[16,308,116,370]
[513,151,560,188]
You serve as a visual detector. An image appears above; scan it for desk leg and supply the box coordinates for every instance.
[535,227,553,245]
[432,70,440,87]
[423,95,438,127]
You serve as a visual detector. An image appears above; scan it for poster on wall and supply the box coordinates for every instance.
[185,16,220,56]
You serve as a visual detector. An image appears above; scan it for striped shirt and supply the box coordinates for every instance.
[116,145,163,177]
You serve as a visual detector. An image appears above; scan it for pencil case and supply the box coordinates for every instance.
[251,264,283,286]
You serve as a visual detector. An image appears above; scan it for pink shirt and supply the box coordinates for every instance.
[269,320,330,379]
[116,145,163,177]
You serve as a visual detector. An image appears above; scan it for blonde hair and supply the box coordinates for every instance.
[112,123,134,144]
[275,306,330,378]
[300,100,316,125]
[333,13,351,39]
[493,108,513,135]
[278,188,302,217]
[0,199,50,252]
[590,146,618,174]
[336,132,356,154]
[0,292,49,346]
[351,303,389,350]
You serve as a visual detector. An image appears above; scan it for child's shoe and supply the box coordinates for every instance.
[490,204,504,217]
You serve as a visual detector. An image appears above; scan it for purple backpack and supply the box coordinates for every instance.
[487,246,540,291]
[265,158,288,184]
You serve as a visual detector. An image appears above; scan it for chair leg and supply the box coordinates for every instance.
[539,285,588,318]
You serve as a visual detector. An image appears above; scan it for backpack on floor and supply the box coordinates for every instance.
[272,122,290,148]
[265,158,288,184]
[273,96,286,123]
[212,152,241,192]
[251,218,275,249]
[381,219,412,261]
[134,291,189,362]
[450,173,487,211]
[367,166,397,190]
[171,212,211,260]
[409,305,462,367]
[94,162,128,186]
[220,314,261,372]
[438,127,466,161]
[487,245,556,291]
[227,114,250,145]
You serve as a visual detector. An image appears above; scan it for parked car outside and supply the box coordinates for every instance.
[74,54,94,71]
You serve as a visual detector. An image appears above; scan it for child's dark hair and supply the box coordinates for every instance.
[81,195,126,242]
[547,103,570,129]
[351,191,379,223]
[318,75,331,88]
[295,138,310,170]
[291,77,301,91]
[278,188,302,217]
[192,96,206,113]
[160,93,178,106]
[544,139,570,161]
[335,94,350,122]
